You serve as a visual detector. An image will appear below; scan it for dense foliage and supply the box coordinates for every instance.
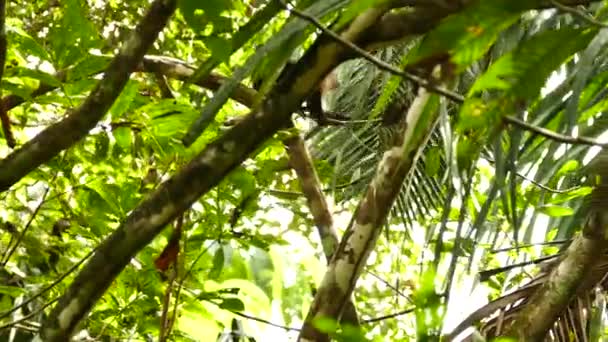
[1,0,608,341]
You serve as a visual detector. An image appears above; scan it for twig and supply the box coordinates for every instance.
[367,271,412,303]
[362,307,415,323]
[550,0,608,28]
[229,310,300,332]
[320,116,382,126]
[0,297,59,331]
[1,178,54,265]
[279,0,465,103]
[503,115,608,148]
[517,172,582,194]
[158,268,176,342]
[158,215,183,341]
[0,247,97,320]
[484,156,581,194]
[491,239,570,253]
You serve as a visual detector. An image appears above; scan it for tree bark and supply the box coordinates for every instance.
[504,167,608,340]
[298,84,438,341]
[0,0,178,193]
[284,133,360,330]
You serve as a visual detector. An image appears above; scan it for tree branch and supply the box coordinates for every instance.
[299,78,439,341]
[281,0,464,102]
[505,184,608,340]
[0,0,177,194]
[503,115,608,148]
[551,0,608,27]
[284,131,360,327]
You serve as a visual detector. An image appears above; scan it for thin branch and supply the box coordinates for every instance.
[265,176,367,197]
[503,115,608,148]
[0,297,59,331]
[0,247,96,320]
[279,0,465,103]
[229,310,300,332]
[550,0,608,27]
[517,172,582,194]
[491,239,570,253]
[361,307,415,323]
[158,268,176,342]
[367,270,412,302]
[1,177,54,265]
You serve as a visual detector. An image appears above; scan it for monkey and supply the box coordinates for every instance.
[251,62,341,124]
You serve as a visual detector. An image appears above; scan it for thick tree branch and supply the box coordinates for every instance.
[0,0,177,194]
[367,0,601,47]
[298,81,438,341]
[284,132,360,328]
[505,184,608,340]
[37,0,179,339]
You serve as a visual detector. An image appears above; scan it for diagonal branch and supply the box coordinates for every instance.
[551,0,608,27]
[0,0,178,194]
[298,77,440,341]
[503,182,608,340]
[504,115,608,148]
[284,131,360,327]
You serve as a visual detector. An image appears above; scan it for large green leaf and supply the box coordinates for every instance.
[408,0,532,71]
[468,27,597,99]
[49,0,102,67]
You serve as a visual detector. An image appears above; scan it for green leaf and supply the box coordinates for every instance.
[109,81,139,118]
[67,54,112,81]
[425,146,441,177]
[335,0,381,30]
[7,24,51,61]
[218,297,245,311]
[14,67,61,87]
[113,127,132,152]
[209,247,225,280]
[313,316,340,334]
[227,167,257,199]
[0,285,26,297]
[556,160,580,176]
[50,0,101,67]
[538,205,574,217]
[94,132,111,161]
[469,27,597,99]
[179,0,232,32]
[83,180,123,217]
[409,0,527,70]
[550,186,593,204]
[202,36,233,64]
[141,100,199,139]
